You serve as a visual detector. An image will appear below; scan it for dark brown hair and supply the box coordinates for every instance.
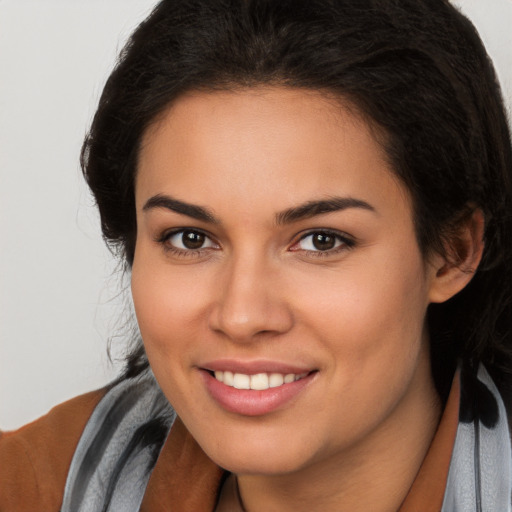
[82,0,512,402]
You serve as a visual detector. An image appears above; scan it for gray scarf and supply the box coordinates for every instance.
[61,366,512,512]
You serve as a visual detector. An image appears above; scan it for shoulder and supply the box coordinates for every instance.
[0,388,107,512]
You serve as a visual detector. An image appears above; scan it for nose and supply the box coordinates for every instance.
[208,254,294,343]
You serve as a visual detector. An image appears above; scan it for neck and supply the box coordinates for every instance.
[236,362,442,512]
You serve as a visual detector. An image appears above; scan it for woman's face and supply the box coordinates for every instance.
[131,87,441,476]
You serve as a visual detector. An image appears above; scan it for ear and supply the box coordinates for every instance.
[428,209,485,304]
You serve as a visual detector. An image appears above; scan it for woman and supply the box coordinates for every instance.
[1,0,511,511]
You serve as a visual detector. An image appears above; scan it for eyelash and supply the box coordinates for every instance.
[156,228,219,258]
[291,230,356,258]
[156,228,355,258]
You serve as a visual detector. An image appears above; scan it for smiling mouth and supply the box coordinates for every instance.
[210,370,311,390]
[201,366,317,415]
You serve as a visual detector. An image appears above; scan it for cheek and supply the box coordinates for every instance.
[295,248,430,375]
[130,248,211,369]
[296,257,431,434]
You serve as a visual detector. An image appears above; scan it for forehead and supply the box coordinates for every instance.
[136,87,410,220]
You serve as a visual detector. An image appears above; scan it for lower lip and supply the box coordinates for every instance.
[201,370,316,416]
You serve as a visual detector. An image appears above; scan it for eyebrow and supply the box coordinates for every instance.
[275,197,376,225]
[143,194,219,224]
[142,194,376,225]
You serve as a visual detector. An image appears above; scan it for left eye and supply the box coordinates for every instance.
[166,230,217,250]
[295,232,346,252]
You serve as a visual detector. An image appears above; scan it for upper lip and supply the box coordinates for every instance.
[200,359,315,375]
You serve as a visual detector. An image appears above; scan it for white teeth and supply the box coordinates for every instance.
[269,373,284,387]
[250,373,269,390]
[213,370,309,390]
[233,373,250,389]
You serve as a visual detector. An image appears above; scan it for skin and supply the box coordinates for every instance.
[131,87,479,511]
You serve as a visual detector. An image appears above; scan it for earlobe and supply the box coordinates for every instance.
[428,209,485,304]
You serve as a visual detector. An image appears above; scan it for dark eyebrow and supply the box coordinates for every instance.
[276,197,376,225]
[142,194,375,225]
[142,194,219,224]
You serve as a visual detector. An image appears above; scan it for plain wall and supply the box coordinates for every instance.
[0,0,159,430]
[1,0,511,430]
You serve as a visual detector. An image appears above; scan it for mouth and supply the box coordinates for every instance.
[199,362,317,416]
[209,370,310,390]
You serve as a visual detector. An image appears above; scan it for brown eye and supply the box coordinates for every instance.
[294,231,351,253]
[165,229,217,251]
[312,233,336,250]
[182,230,205,249]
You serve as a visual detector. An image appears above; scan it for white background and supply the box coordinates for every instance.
[1,0,511,430]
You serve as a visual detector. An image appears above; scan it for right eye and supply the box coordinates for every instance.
[159,229,219,255]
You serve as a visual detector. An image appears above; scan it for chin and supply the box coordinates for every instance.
[200,430,319,476]
[218,453,309,477]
